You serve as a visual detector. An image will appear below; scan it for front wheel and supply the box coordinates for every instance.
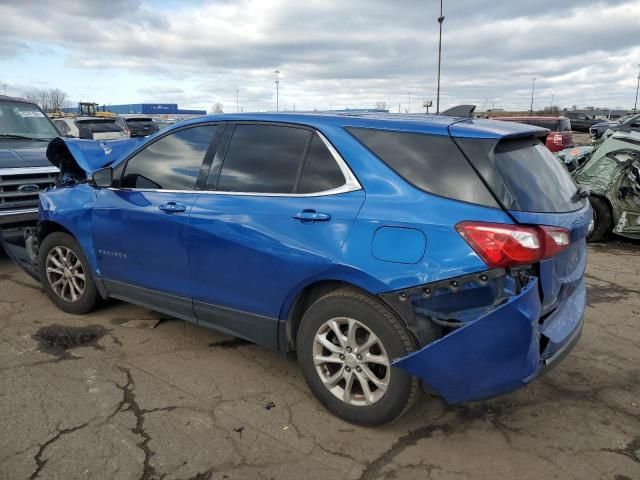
[297,288,420,426]
[38,232,100,315]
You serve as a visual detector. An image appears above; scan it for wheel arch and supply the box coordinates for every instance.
[278,269,391,353]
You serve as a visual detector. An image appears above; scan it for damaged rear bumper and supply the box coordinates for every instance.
[389,277,585,404]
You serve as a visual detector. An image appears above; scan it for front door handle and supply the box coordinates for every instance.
[159,202,187,213]
[293,210,331,222]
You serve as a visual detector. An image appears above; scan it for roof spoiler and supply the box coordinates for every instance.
[440,105,476,118]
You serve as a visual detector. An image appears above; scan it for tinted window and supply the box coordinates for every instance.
[346,127,498,207]
[122,125,216,190]
[217,124,311,193]
[494,139,582,213]
[297,134,345,193]
[77,120,122,133]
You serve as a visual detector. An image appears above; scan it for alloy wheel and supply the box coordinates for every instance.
[312,317,390,406]
[45,246,86,303]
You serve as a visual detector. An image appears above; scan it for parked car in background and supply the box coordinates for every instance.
[0,95,58,227]
[589,113,640,140]
[564,112,601,132]
[494,116,574,152]
[2,113,590,426]
[572,130,640,241]
[123,116,160,137]
[53,117,128,141]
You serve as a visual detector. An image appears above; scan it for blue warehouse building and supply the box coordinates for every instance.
[62,103,206,115]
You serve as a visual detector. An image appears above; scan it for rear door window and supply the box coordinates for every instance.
[216,124,312,193]
[346,127,498,207]
[297,133,345,193]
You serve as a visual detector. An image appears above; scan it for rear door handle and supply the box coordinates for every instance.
[159,202,187,213]
[293,210,331,222]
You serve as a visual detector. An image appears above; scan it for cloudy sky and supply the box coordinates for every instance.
[1,0,639,113]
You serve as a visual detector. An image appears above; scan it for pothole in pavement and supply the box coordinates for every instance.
[33,324,108,359]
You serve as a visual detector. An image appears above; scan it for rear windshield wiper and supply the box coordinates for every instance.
[572,185,590,201]
[0,134,52,141]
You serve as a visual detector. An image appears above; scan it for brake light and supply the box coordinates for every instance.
[455,222,570,268]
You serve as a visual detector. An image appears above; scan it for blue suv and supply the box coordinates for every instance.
[1,113,590,426]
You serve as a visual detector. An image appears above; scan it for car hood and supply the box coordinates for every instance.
[592,121,619,128]
[46,136,144,176]
[0,141,52,169]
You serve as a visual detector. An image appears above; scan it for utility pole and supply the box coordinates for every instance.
[634,64,640,112]
[436,0,445,114]
[236,89,240,113]
[274,70,280,112]
[529,77,536,115]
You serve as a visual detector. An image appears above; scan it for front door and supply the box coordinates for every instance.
[187,123,365,348]
[92,124,220,318]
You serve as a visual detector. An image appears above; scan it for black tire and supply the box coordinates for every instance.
[297,288,419,426]
[38,232,100,315]
[588,195,613,242]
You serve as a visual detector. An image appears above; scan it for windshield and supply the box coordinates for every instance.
[622,113,640,126]
[0,100,59,140]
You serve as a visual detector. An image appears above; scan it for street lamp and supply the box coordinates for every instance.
[634,64,640,112]
[436,0,445,114]
[529,77,536,115]
[274,70,280,112]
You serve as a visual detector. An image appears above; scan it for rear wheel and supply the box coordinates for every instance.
[587,195,612,242]
[38,232,99,315]
[297,288,419,426]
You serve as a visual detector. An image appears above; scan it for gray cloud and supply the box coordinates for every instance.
[0,0,639,111]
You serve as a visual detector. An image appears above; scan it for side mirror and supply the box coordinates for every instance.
[90,167,113,188]
[78,126,93,140]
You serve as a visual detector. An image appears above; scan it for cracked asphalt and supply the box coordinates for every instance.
[0,242,639,480]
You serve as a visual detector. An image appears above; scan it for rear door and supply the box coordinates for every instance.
[187,122,364,348]
[91,123,220,317]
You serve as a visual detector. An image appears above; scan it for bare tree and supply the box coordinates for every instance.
[210,102,224,114]
[375,101,387,110]
[21,87,69,112]
[48,88,68,113]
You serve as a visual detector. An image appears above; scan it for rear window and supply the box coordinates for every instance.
[77,120,122,133]
[127,118,154,124]
[346,127,498,207]
[493,139,582,213]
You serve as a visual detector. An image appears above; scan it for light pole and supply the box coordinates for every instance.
[2,84,6,96]
[436,0,445,114]
[274,70,280,112]
[408,92,411,113]
[551,93,554,109]
[236,89,240,113]
[529,77,536,115]
[634,64,640,112]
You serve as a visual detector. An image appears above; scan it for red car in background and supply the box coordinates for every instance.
[494,116,574,152]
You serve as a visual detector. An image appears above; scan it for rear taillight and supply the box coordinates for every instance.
[455,221,570,268]
[552,133,564,145]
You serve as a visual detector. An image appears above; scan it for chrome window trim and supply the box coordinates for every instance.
[111,129,362,198]
[0,166,59,176]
